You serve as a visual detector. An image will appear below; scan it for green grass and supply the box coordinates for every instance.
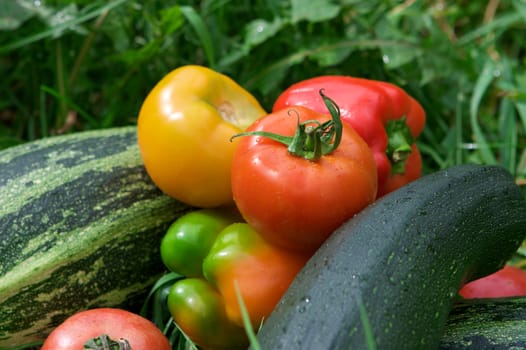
[1,0,525,179]
[2,1,526,349]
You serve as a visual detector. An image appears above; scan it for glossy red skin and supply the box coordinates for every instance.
[231,105,378,254]
[273,76,426,197]
[459,265,526,299]
[41,308,171,350]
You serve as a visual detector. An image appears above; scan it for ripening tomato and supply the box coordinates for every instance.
[41,308,171,350]
[231,92,378,254]
[459,265,526,299]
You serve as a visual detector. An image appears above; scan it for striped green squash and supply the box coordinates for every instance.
[439,297,526,349]
[0,126,190,349]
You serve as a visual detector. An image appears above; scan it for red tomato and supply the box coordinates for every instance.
[459,265,526,299]
[41,308,171,350]
[231,103,378,254]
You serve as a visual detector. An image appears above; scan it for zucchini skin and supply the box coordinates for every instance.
[439,297,526,349]
[0,127,190,349]
[255,164,526,350]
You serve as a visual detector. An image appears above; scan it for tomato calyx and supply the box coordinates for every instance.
[386,117,414,175]
[84,334,131,350]
[231,90,342,161]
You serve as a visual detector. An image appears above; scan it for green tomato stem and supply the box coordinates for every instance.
[83,334,131,350]
[385,117,414,175]
[231,90,343,161]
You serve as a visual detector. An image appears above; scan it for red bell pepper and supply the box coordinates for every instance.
[273,76,426,197]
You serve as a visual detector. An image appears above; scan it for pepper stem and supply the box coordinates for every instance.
[385,117,414,175]
[231,90,343,161]
[84,334,131,350]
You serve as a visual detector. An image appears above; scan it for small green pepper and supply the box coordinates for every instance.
[160,207,242,277]
[162,210,309,349]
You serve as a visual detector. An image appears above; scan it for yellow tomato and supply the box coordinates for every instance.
[137,65,266,207]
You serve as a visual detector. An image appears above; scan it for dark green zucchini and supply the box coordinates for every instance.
[439,297,526,349]
[0,127,191,349]
[255,164,526,350]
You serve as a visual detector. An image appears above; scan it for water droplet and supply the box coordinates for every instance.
[296,295,311,313]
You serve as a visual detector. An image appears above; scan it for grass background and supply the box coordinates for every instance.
[1,0,525,179]
[1,1,526,349]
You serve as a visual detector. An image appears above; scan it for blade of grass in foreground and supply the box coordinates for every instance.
[235,280,262,350]
[357,295,377,350]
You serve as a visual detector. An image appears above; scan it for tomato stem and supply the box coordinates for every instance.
[385,117,414,175]
[231,90,343,161]
[83,334,131,350]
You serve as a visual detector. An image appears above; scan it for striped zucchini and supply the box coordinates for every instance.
[439,297,526,349]
[0,127,190,349]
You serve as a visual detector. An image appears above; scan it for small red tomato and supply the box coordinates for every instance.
[41,308,171,350]
[459,265,526,299]
[231,92,377,254]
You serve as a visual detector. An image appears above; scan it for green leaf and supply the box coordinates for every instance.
[244,17,284,48]
[309,41,352,67]
[0,0,127,53]
[46,4,89,37]
[374,16,421,68]
[291,0,341,23]
[0,0,36,30]
[160,5,184,35]
[113,39,162,65]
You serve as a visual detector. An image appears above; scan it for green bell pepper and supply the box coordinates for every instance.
[160,207,241,277]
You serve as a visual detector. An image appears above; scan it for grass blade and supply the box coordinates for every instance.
[456,12,522,46]
[180,6,216,69]
[499,98,517,174]
[234,280,261,350]
[139,272,183,317]
[356,295,377,350]
[40,85,98,128]
[469,59,498,165]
